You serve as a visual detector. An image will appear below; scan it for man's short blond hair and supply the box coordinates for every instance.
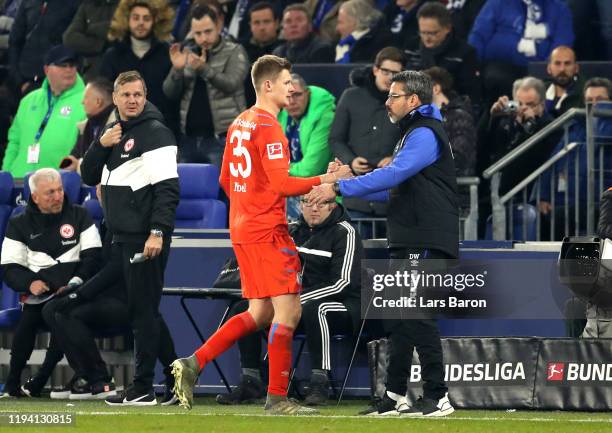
[251,55,291,93]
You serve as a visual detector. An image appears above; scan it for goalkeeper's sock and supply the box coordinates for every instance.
[266,323,294,396]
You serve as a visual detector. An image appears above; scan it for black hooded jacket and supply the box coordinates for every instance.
[289,204,362,327]
[0,196,101,298]
[80,101,179,242]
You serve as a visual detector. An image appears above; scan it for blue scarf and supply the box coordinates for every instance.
[285,118,302,163]
[336,34,356,64]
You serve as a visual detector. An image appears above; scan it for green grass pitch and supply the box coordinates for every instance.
[1,397,611,433]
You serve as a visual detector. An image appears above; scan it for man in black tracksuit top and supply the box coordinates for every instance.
[0,168,101,397]
[215,202,363,406]
[81,71,180,406]
[309,70,458,417]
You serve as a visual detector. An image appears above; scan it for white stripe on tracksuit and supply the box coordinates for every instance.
[300,221,356,303]
[317,301,349,370]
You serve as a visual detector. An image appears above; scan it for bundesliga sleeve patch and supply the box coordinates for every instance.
[266,143,283,160]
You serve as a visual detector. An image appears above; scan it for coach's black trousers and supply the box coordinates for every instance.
[118,240,173,392]
[384,248,448,400]
[5,303,63,389]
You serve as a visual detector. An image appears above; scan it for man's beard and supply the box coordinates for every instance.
[388,112,398,124]
[552,74,574,88]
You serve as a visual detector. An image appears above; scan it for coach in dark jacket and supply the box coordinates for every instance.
[81,71,179,405]
[0,168,101,397]
[310,71,457,417]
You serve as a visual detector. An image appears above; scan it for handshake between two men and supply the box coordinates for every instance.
[307,158,353,205]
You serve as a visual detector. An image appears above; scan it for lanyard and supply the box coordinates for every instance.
[34,87,54,143]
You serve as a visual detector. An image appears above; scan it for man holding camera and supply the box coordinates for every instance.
[163,4,249,167]
[476,76,562,236]
[477,76,562,194]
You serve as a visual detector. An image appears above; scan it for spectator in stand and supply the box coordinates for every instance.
[226,0,287,42]
[173,0,231,43]
[304,0,346,43]
[446,0,486,41]
[544,46,584,118]
[539,78,612,239]
[61,77,116,173]
[404,1,481,107]
[62,0,119,80]
[8,0,79,95]
[241,1,281,106]
[384,0,427,50]
[2,45,86,178]
[468,0,574,107]
[330,46,406,231]
[424,66,477,177]
[335,0,392,64]
[477,76,561,236]
[273,3,334,63]
[99,0,177,131]
[163,4,248,167]
[279,73,335,218]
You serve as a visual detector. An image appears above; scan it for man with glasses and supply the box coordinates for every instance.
[279,73,336,219]
[403,2,480,107]
[310,70,457,417]
[330,46,407,235]
[2,45,86,178]
[215,198,362,406]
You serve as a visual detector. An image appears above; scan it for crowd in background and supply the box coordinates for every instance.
[0,0,610,239]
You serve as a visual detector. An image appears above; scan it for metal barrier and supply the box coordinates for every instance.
[483,104,612,240]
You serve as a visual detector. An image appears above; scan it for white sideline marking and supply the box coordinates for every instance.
[1,410,610,423]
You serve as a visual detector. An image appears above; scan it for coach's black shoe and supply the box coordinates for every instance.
[400,393,454,417]
[105,386,157,406]
[304,375,329,406]
[90,380,117,400]
[363,392,409,416]
[68,378,93,400]
[50,375,83,400]
[21,374,47,397]
[216,375,265,405]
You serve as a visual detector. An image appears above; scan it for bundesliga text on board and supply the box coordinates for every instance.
[408,362,527,386]
[546,362,612,383]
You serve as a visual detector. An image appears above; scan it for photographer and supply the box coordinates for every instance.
[162,4,248,167]
[477,76,561,196]
[476,76,561,236]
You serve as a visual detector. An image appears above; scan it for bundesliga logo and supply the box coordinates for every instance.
[547,362,565,381]
[546,362,612,382]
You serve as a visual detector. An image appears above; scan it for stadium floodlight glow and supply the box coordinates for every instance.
[558,236,612,308]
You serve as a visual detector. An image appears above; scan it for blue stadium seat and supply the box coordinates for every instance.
[0,282,20,329]
[82,198,104,229]
[176,164,227,229]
